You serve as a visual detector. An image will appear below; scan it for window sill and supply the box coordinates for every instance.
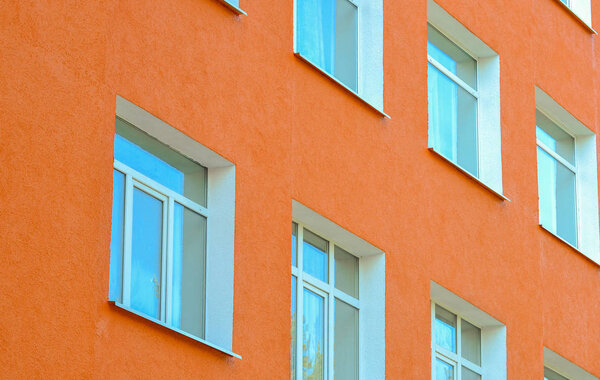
[428,148,510,201]
[219,0,246,15]
[294,52,390,119]
[538,225,600,266]
[552,0,596,34]
[110,301,242,359]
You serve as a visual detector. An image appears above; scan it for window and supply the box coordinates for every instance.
[431,282,506,380]
[544,347,598,380]
[109,96,238,357]
[536,110,577,247]
[535,87,600,262]
[291,201,385,379]
[427,0,503,194]
[294,0,384,112]
[555,0,593,28]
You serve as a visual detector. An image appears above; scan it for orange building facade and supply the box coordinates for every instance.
[2,0,600,378]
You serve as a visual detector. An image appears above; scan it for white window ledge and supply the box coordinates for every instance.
[219,0,246,16]
[294,53,390,119]
[110,301,242,359]
[552,0,596,34]
[539,225,600,266]
[428,148,510,201]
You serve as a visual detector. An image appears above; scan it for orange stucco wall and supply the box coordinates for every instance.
[1,0,600,378]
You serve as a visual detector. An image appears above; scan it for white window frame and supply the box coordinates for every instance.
[555,0,594,30]
[431,281,507,380]
[544,347,599,380]
[111,95,239,358]
[427,0,503,196]
[292,200,385,380]
[292,222,361,380]
[293,0,385,115]
[432,302,484,380]
[535,87,600,263]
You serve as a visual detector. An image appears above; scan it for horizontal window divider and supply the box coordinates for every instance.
[460,357,483,373]
[427,56,478,99]
[552,0,597,34]
[302,272,331,294]
[538,224,599,266]
[218,0,247,16]
[536,140,577,173]
[291,266,299,276]
[114,160,209,217]
[294,52,390,119]
[334,291,359,309]
[428,148,510,201]
[435,347,459,363]
[110,301,242,359]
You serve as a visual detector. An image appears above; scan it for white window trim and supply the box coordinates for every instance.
[113,95,239,357]
[292,200,385,380]
[431,281,507,380]
[293,0,386,117]
[535,87,600,263]
[219,0,247,15]
[553,0,596,33]
[544,347,599,380]
[427,0,503,195]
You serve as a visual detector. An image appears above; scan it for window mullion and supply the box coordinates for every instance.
[327,242,335,380]
[296,224,304,380]
[165,197,175,325]
[160,196,169,322]
[122,173,134,306]
[457,317,462,380]
[536,140,577,173]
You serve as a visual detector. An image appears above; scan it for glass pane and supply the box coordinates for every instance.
[428,63,478,176]
[536,111,575,164]
[334,0,358,91]
[172,203,206,338]
[291,277,297,380]
[435,305,457,352]
[115,117,207,206]
[303,289,325,380]
[292,223,298,267]
[130,188,163,320]
[109,169,126,303]
[461,366,481,380]
[435,358,454,380]
[427,25,477,90]
[334,246,358,298]
[544,367,570,380]
[537,148,577,246]
[297,0,335,74]
[461,319,481,365]
[334,299,358,380]
[303,229,329,282]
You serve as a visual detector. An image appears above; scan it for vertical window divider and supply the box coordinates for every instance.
[457,317,462,380]
[122,173,133,306]
[296,223,304,380]
[327,242,335,380]
[166,197,175,325]
[160,196,169,322]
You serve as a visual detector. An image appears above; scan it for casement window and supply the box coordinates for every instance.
[431,282,506,380]
[535,87,600,262]
[291,201,385,380]
[433,305,483,380]
[544,347,598,380]
[294,0,384,113]
[427,0,503,195]
[536,110,577,247]
[109,96,237,357]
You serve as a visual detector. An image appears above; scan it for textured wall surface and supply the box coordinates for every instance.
[1,0,600,378]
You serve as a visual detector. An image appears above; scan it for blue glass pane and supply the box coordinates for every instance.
[297,0,335,74]
[303,230,328,282]
[292,223,298,267]
[435,306,457,353]
[115,134,184,194]
[130,188,163,319]
[428,41,457,74]
[109,169,125,302]
[435,359,454,380]
[428,63,458,161]
[303,288,325,380]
